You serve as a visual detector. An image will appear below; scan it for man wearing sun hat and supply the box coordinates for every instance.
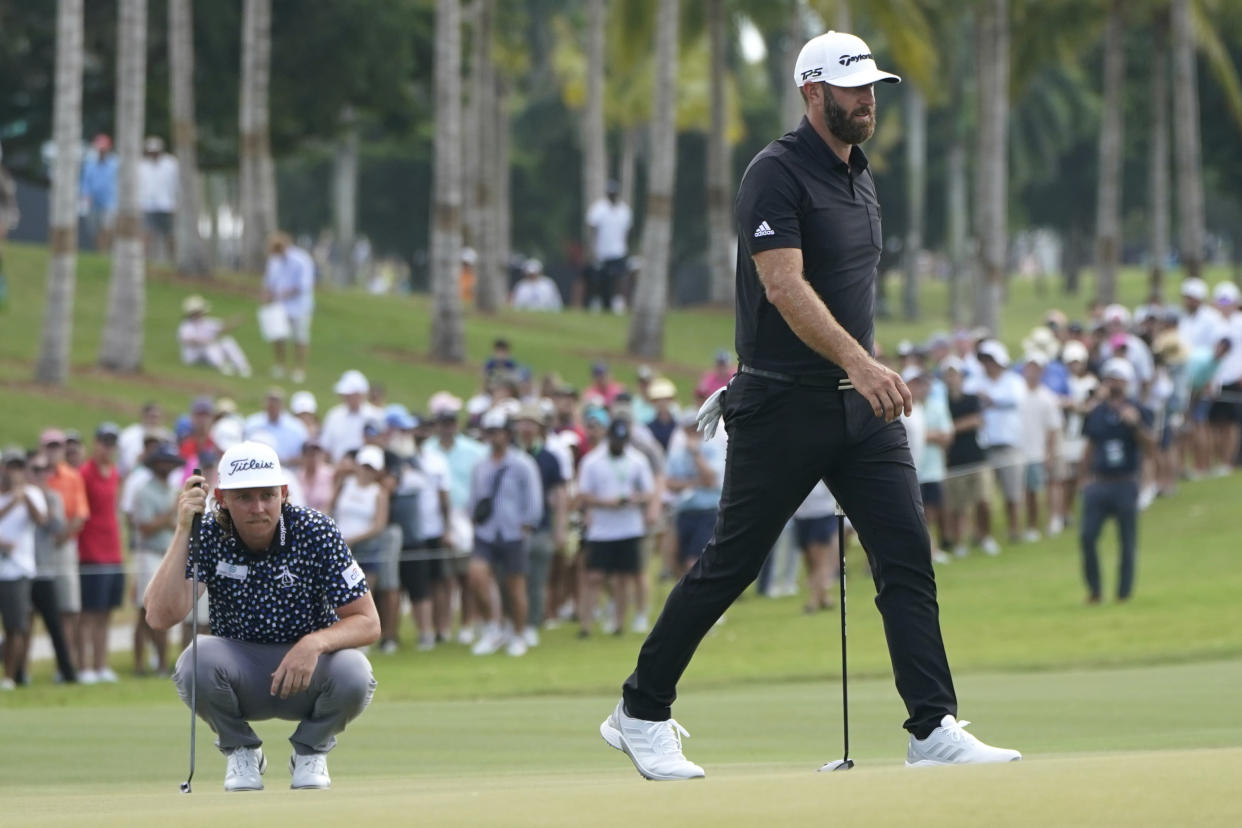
[602,31,1021,780]
[147,440,379,791]
[177,294,252,377]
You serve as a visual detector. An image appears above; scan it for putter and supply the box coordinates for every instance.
[818,505,854,773]
[180,469,204,794]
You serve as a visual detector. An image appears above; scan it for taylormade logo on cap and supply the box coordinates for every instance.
[794,31,901,88]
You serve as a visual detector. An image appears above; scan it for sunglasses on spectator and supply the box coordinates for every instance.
[42,441,63,449]
[31,465,50,473]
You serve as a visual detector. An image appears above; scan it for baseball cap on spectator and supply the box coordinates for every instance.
[897,340,915,358]
[648,378,677,400]
[190,395,214,415]
[940,356,965,374]
[181,295,209,316]
[513,403,544,423]
[900,365,925,383]
[64,429,82,444]
[290,390,317,415]
[40,428,67,446]
[583,407,610,428]
[461,247,478,265]
[95,422,121,441]
[637,365,654,382]
[428,391,463,416]
[210,418,243,451]
[1101,358,1136,384]
[1108,333,1129,350]
[714,349,732,365]
[1180,278,1208,301]
[608,418,631,441]
[1213,281,1240,307]
[433,409,459,424]
[2,446,26,465]
[385,404,418,431]
[356,445,385,471]
[334,369,370,396]
[523,258,542,276]
[793,31,901,88]
[1022,351,1048,368]
[1102,304,1130,326]
[1044,309,1068,329]
[144,442,183,468]
[144,135,164,153]
[591,361,609,377]
[216,441,284,489]
[1062,341,1089,364]
[977,340,1010,368]
[480,408,509,431]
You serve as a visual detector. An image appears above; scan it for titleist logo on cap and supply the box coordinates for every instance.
[228,458,276,475]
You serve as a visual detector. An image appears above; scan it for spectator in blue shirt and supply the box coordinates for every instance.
[80,134,118,251]
[665,413,724,576]
[262,232,316,384]
[244,387,309,465]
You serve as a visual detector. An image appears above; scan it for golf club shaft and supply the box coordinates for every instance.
[837,511,849,762]
[183,470,203,792]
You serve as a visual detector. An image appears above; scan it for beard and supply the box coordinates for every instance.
[823,88,876,146]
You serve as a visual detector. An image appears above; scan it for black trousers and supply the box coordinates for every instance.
[30,577,76,682]
[622,373,957,738]
[1079,478,1139,600]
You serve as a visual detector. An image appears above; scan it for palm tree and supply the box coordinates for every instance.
[36,0,84,385]
[1149,11,1171,293]
[168,0,210,277]
[974,0,1008,334]
[239,0,276,273]
[332,105,359,286]
[99,0,148,372]
[627,0,679,358]
[1171,0,1204,279]
[1093,0,1125,304]
[583,0,608,217]
[902,84,926,321]
[430,0,466,361]
[706,0,733,307]
[472,0,503,314]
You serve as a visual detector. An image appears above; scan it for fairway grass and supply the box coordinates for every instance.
[2,659,1238,827]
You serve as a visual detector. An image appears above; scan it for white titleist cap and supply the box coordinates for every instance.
[794,31,901,88]
[1101,357,1136,384]
[1180,278,1207,301]
[217,441,285,490]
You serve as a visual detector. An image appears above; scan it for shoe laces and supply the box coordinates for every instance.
[298,753,328,776]
[941,718,976,744]
[649,719,692,756]
[229,749,260,775]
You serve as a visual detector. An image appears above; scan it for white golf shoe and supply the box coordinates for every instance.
[471,625,506,656]
[290,752,331,789]
[600,700,705,781]
[906,715,1022,766]
[224,747,267,791]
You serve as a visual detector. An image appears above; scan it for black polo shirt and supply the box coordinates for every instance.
[734,116,882,379]
[1082,399,1154,477]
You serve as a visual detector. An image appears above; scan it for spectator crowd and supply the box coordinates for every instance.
[3,276,1240,687]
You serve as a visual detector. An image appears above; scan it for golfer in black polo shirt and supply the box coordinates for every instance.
[601,31,1021,780]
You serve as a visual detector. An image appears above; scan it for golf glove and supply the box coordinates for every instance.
[696,386,726,440]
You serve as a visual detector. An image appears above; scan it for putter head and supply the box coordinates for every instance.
[179,781,192,793]
[817,758,855,772]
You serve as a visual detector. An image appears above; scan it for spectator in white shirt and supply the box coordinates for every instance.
[320,370,384,462]
[585,181,632,314]
[1208,282,1242,475]
[1100,304,1154,394]
[177,295,251,378]
[1017,353,1064,542]
[902,367,953,564]
[1055,341,1100,534]
[511,258,563,311]
[244,386,310,466]
[576,418,654,638]
[117,402,165,476]
[1178,278,1225,351]
[138,136,178,264]
[0,449,49,689]
[952,328,986,394]
[262,231,316,383]
[976,340,1026,545]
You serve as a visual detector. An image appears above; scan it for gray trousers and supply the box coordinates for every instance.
[173,635,376,756]
[525,529,556,627]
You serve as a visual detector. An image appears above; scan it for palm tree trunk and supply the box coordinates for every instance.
[36,0,84,385]
[1149,13,1171,294]
[1171,0,1205,279]
[946,137,967,325]
[781,1,803,129]
[627,0,678,358]
[473,0,503,313]
[462,0,481,254]
[430,0,466,361]
[168,0,209,278]
[619,126,638,209]
[332,105,359,286]
[706,0,733,307]
[99,0,148,372]
[495,77,512,305]
[903,84,926,321]
[240,0,275,273]
[973,0,1008,335]
[582,0,608,213]
[1094,0,1125,304]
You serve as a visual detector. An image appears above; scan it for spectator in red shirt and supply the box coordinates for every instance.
[178,396,218,465]
[589,362,626,406]
[695,349,736,402]
[77,423,123,684]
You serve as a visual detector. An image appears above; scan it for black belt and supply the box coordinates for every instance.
[739,364,854,391]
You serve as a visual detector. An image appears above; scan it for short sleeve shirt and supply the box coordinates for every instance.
[187,503,369,644]
[734,117,883,378]
[1082,400,1154,477]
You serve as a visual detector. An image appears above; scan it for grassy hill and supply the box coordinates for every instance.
[1,241,1227,444]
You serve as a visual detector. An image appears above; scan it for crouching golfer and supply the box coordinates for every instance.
[145,441,379,791]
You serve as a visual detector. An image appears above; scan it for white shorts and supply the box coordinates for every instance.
[132,550,164,608]
[288,314,312,345]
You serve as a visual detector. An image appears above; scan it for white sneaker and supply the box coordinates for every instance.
[953,545,969,559]
[522,626,540,647]
[931,550,952,565]
[906,715,1022,766]
[0,678,15,691]
[291,369,306,384]
[97,667,119,683]
[1047,516,1064,536]
[379,640,399,655]
[456,627,476,646]
[290,752,330,789]
[470,625,505,656]
[78,669,99,685]
[980,536,1001,556]
[1021,529,1041,543]
[1139,485,1157,510]
[416,634,436,652]
[630,612,649,634]
[224,747,267,791]
[506,637,528,657]
[600,700,705,781]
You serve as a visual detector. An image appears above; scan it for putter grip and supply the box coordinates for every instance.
[189,469,203,563]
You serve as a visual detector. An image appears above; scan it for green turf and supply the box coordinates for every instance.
[0,659,1239,826]
[1,241,1230,444]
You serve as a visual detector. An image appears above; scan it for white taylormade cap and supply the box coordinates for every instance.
[217,441,285,490]
[794,31,901,88]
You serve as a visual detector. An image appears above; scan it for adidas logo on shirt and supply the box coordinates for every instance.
[754,221,775,238]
